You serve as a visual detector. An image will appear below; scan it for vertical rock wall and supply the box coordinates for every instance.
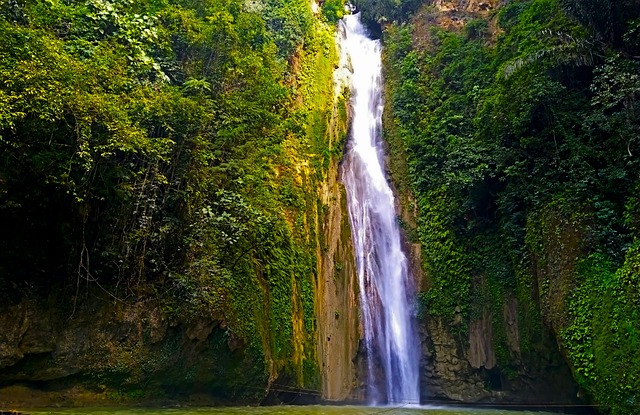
[381,0,584,406]
[315,168,360,401]
[0,11,358,407]
[315,46,360,400]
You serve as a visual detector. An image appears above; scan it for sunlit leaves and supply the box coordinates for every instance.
[321,0,345,23]
[591,56,640,111]
[387,0,637,331]
[386,0,640,411]
[0,0,336,394]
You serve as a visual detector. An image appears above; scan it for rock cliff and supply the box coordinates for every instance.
[0,9,356,406]
[381,0,585,407]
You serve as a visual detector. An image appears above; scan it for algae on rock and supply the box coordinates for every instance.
[0,0,355,405]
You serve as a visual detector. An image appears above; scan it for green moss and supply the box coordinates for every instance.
[562,247,640,414]
[378,0,640,412]
[416,187,472,323]
[0,0,333,402]
[514,264,542,356]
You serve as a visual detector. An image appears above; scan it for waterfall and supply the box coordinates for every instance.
[339,13,421,405]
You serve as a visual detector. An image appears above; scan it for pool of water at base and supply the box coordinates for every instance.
[27,405,568,415]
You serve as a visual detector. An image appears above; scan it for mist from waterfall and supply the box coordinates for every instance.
[339,12,421,405]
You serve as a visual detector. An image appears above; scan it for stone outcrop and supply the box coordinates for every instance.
[467,310,496,370]
[315,169,360,401]
[382,0,585,407]
[0,15,358,408]
[421,318,489,402]
[419,310,580,405]
[0,297,264,407]
[314,101,360,400]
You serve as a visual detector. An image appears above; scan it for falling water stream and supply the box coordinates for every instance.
[339,13,421,405]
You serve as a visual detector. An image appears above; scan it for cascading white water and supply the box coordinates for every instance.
[339,13,420,405]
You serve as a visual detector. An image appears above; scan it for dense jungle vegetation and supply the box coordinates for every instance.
[0,0,348,397]
[381,0,640,413]
[2,0,640,411]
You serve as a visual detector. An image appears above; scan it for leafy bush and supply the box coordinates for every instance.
[0,0,338,392]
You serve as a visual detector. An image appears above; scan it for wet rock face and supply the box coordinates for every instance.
[380,1,585,408]
[0,297,265,407]
[418,313,581,405]
[432,0,499,12]
[315,149,360,402]
[467,311,496,371]
[420,318,489,402]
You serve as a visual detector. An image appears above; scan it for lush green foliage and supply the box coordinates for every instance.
[321,0,346,24]
[353,0,420,35]
[0,0,343,394]
[562,250,640,413]
[385,0,640,411]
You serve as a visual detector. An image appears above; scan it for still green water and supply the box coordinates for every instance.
[30,406,563,415]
